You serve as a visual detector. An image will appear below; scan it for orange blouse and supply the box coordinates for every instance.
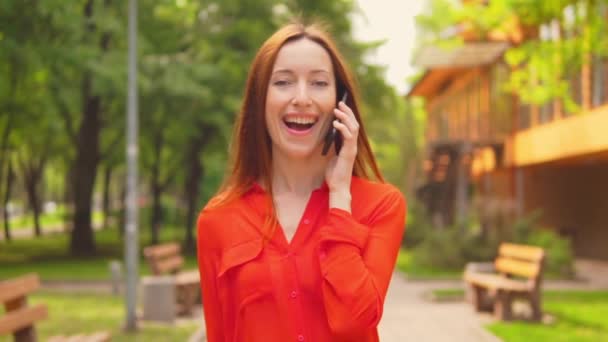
[196,176,407,342]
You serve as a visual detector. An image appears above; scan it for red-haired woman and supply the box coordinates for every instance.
[196,21,406,342]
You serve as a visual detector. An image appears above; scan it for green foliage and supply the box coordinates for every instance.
[404,201,574,278]
[0,0,408,253]
[0,226,198,281]
[488,291,608,342]
[415,0,608,111]
[29,291,198,341]
[402,199,435,248]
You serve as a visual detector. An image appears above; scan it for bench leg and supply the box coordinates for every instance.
[470,285,488,312]
[177,283,199,315]
[494,290,513,321]
[530,292,542,321]
[14,326,37,342]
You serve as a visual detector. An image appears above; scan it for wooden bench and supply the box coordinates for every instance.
[464,242,545,321]
[0,273,111,342]
[143,242,200,315]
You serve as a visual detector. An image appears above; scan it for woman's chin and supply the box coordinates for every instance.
[278,144,321,159]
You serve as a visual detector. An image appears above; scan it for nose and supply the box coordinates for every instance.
[292,81,312,106]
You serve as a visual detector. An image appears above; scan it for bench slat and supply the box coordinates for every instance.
[495,257,541,278]
[0,304,48,334]
[156,255,184,274]
[499,243,544,262]
[144,243,181,259]
[175,270,200,285]
[464,273,530,292]
[48,331,112,342]
[0,274,40,303]
[85,331,112,342]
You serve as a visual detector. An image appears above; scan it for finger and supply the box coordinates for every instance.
[335,103,358,128]
[333,120,354,140]
[338,101,356,120]
[333,108,360,133]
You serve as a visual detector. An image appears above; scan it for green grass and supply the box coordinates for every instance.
[0,226,197,281]
[425,289,608,341]
[9,207,104,230]
[487,291,608,342]
[0,291,199,342]
[396,248,463,279]
[431,288,465,301]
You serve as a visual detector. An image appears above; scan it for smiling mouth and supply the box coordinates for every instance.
[283,117,318,131]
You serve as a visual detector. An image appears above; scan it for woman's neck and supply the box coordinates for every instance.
[270,149,327,197]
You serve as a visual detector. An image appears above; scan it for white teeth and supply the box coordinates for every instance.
[284,117,317,125]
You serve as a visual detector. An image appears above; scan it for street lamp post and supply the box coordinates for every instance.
[125,0,139,332]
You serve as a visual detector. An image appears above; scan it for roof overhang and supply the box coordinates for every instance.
[407,42,510,98]
[413,41,510,68]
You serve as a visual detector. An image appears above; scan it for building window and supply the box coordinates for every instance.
[592,56,605,107]
[518,102,531,130]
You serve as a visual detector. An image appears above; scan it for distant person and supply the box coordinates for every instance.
[196,19,407,342]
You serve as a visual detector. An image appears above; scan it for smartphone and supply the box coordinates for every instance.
[322,91,348,156]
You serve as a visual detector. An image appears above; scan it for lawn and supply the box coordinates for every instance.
[487,291,608,342]
[0,291,199,342]
[428,289,608,342]
[396,248,462,279]
[430,288,466,301]
[0,226,197,281]
[8,206,104,231]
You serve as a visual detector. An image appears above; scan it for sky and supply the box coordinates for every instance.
[351,0,426,95]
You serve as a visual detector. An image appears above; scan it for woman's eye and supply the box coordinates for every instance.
[312,80,329,87]
[273,80,291,86]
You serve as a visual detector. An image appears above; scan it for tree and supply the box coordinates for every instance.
[416,0,608,111]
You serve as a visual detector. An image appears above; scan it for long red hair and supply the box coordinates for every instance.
[208,20,384,238]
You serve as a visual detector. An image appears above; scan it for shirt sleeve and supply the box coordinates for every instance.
[197,213,225,342]
[318,187,406,336]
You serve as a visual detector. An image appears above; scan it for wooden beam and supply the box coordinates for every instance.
[499,243,545,262]
[0,305,48,335]
[0,274,40,303]
[143,243,181,259]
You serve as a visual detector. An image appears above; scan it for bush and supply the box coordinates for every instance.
[401,200,434,248]
[406,201,575,278]
[524,228,575,278]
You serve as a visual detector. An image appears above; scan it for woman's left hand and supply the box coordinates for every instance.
[325,101,359,195]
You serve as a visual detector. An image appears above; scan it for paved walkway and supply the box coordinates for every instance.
[39,260,608,342]
[378,273,500,342]
[187,272,502,342]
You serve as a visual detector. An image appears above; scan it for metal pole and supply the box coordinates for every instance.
[125,0,139,332]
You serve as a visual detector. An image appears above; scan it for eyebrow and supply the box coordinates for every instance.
[272,69,331,75]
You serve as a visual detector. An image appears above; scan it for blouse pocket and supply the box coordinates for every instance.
[217,238,272,302]
[217,238,264,278]
[216,238,273,340]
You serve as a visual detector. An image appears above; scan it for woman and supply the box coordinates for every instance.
[197,20,406,342]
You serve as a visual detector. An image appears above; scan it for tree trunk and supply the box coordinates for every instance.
[183,142,203,254]
[2,161,14,241]
[150,183,162,245]
[183,125,214,253]
[1,59,17,242]
[69,0,110,256]
[69,71,101,256]
[24,169,43,237]
[149,127,165,245]
[102,165,112,229]
[63,165,74,233]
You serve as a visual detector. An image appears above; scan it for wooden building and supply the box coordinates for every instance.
[408,5,608,260]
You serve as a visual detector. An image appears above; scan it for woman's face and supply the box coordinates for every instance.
[265,38,337,159]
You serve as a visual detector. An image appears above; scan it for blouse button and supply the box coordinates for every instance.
[319,251,327,260]
[303,218,310,224]
[297,335,305,341]
[290,290,298,299]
